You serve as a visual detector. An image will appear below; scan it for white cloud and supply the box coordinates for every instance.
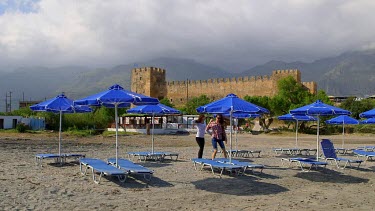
[0,0,375,70]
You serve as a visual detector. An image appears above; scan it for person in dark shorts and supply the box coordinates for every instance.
[206,114,228,160]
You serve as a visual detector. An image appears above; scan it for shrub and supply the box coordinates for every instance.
[16,123,29,133]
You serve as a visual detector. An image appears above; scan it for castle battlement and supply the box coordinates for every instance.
[132,67,316,107]
[272,69,299,75]
[132,66,165,74]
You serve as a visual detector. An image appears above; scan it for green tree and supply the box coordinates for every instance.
[277,76,311,106]
[159,98,175,108]
[340,97,375,118]
[181,95,212,114]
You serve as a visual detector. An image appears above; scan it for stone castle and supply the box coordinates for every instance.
[131,67,317,107]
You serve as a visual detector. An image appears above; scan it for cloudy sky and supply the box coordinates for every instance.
[0,0,375,72]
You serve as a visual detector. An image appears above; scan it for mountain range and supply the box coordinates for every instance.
[1,49,375,112]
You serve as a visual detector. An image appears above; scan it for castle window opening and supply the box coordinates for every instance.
[180,98,183,102]
[170,99,173,102]
[139,77,142,80]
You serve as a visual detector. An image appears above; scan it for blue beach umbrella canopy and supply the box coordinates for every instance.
[325,115,359,148]
[196,93,269,162]
[290,100,351,160]
[30,93,92,155]
[74,84,159,166]
[127,103,181,153]
[359,109,375,118]
[278,113,317,148]
[196,93,269,114]
[360,117,375,124]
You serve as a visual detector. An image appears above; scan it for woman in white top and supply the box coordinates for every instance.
[193,114,206,158]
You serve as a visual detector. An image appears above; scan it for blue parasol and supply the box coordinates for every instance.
[196,93,269,162]
[74,84,159,167]
[326,115,359,148]
[360,117,375,124]
[359,109,375,118]
[127,103,181,153]
[290,100,351,160]
[30,93,92,156]
[278,113,317,148]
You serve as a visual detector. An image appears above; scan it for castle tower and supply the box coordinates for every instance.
[131,67,167,99]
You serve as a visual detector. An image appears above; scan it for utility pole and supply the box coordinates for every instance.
[186,78,189,104]
[5,91,12,113]
[5,93,7,113]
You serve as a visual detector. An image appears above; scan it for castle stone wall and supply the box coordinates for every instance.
[131,67,317,107]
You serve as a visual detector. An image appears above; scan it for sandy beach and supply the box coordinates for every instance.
[0,132,374,210]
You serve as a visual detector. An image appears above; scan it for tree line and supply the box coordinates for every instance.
[2,76,375,133]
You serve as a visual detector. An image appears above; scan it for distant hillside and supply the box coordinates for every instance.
[242,49,375,97]
[1,50,375,112]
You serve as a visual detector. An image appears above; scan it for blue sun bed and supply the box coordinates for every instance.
[353,149,375,165]
[214,158,264,174]
[226,149,262,158]
[281,157,328,172]
[127,151,179,161]
[35,153,85,166]
[127,151,164,161]
[79,158,128,184]
[107,158,154,181]
[191,158,243,177]
[321,139,362,169]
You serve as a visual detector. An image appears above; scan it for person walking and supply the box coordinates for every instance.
[206,114,228,160]
[193,114,206,158]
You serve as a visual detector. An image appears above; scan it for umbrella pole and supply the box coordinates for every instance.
[152,114,155,153]
[295,119,298,148]
[229,111,233,163]
[59,110,62,156]
[316,116,320,161]
[235,118,238,151]
[342,122,345,148]
[115,104,119,167]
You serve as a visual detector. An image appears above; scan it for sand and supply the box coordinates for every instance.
[0,132,374,210]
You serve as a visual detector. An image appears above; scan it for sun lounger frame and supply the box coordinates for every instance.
[192,158,243,178]
[127,151,179,162]
[107,158,154,181]
[79,158,128,184]
[353,149,375,165]
[226,149,261,158]
[214,158,264,174]
[36,153,85,167]
[272,148,317,156]
[321,139,363,169]
[281,157,327,172]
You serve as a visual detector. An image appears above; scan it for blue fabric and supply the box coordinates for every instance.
[321,139,338,159]
[216,112,260,119]
[325,115,359,125]
[30,94,92,113]
[107,158,153,174]
[290,100,351,116]
[74,84,159,107]
[360,117,375,124]
[278,113,317,121]
[196,93,269,114]
[359,109,375,118]
[127,103,181,115]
